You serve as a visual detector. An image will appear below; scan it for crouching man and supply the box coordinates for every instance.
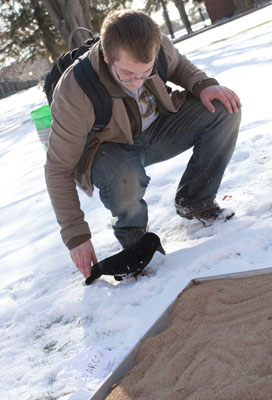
[45,9,241,278]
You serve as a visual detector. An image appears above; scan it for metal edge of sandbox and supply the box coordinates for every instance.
[89,266,272,400]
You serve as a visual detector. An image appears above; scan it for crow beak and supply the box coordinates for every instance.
[157,242,166,255]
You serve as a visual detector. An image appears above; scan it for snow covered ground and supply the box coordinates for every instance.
[1,6,272,400]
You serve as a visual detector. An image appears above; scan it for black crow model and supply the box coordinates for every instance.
[85,232,165,285]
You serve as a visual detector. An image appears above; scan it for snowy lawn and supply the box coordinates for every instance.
[1,6,272,400]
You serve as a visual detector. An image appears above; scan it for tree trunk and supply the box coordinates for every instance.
[160,0,175,38]
[41,0,94,49]
[32,0,65,60]
[173,0,192,34]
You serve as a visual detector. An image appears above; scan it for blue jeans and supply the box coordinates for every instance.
[91,95,241,246]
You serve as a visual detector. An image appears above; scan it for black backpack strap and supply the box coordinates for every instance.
[73,53,112,132]
[156,45,168,83]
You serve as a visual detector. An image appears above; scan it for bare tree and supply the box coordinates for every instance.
[41,0,94,48]
[144,0,192,36]
[173,0,192,34]
[160,0,175,38]
[145,0,175,38]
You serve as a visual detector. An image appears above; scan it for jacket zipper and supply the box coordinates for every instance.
[134,97,142,136]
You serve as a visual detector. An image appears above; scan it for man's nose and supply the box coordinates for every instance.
[133,79,144,89]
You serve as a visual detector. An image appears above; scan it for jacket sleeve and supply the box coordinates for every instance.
[44,67,95,249]
[161,34,219,97]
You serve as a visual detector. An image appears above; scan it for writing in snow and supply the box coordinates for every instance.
[81,349,118,380]
[57,345,126,390]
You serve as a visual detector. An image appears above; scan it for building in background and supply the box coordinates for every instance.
[204,0,264,23]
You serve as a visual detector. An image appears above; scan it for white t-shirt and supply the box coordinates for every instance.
[124,85,159,131]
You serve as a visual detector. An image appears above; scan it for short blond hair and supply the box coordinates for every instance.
[100,9,162,63]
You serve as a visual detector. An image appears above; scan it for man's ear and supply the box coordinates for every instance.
[103,50,109,64]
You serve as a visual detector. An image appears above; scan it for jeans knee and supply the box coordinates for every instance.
[214,100,241,125]
[212,101,241,140]
[95,161,150,214]
[232,107,242,129]
[115,167,150,205]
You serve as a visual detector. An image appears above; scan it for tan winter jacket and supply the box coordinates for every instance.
[44,34,218,249]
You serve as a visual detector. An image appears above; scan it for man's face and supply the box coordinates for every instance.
[104,49,155,91]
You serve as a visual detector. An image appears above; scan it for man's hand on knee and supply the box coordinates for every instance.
[200,85,242,114]
[70,239,98,278]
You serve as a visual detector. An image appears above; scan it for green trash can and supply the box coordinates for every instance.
[30,105,52,150]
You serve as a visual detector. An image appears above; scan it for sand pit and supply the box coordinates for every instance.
[106,272,272,400]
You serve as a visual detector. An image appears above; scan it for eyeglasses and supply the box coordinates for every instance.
[113,63,156,83]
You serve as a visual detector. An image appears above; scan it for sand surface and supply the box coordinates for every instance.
[106,272,272,400]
